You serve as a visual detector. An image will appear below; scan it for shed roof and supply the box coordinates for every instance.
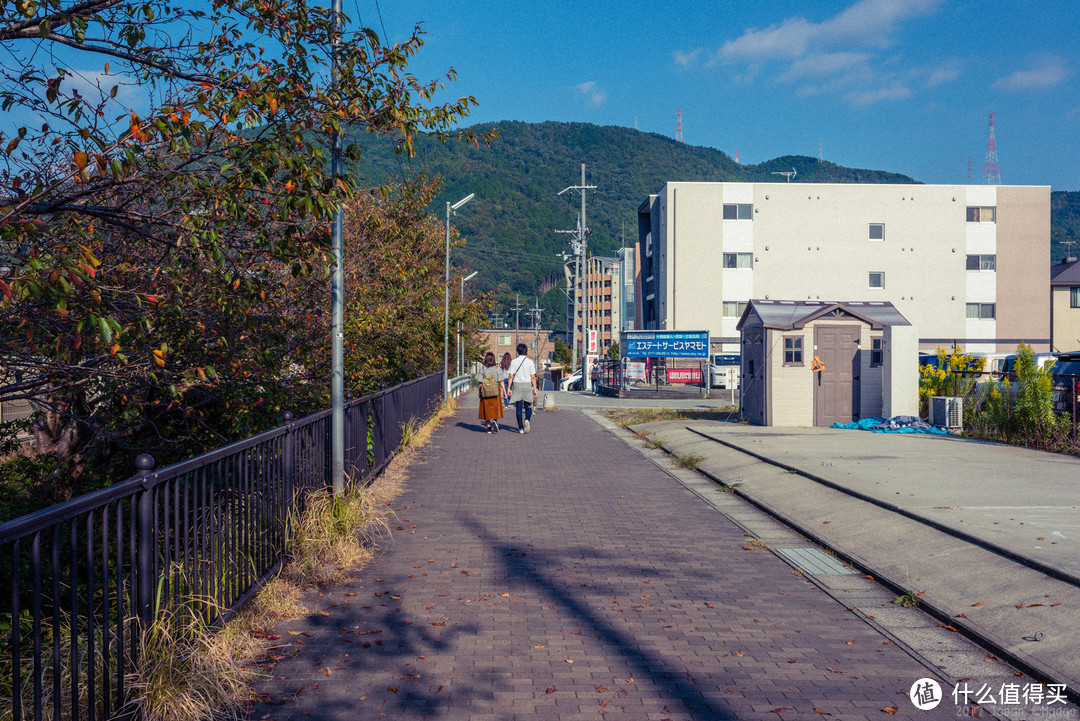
[736,300,911,331]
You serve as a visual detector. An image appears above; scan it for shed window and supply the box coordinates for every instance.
[783,336,804,366]
[870,337,883,367]
[1072,287,1080,309]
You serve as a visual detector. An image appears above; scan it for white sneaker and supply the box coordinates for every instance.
[519,429,525,434]
[524,419,531,433]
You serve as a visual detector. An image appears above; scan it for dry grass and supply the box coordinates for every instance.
[671,452,704,470]
[127,608,251,721]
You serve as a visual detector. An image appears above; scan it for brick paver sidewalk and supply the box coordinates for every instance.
[254,407,959,720]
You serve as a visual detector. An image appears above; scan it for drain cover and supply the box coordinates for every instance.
[774,548,857,576]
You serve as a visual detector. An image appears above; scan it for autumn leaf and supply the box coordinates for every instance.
[546,686,556,694]
[883,706,898,715]
[971,601,984,607]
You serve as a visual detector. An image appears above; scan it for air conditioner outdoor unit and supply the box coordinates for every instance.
[930,396,963,429]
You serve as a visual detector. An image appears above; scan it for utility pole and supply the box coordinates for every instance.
[558,164,597,374]
[531,296,544,373]
[512,293,524,348]
[556,218,583,373]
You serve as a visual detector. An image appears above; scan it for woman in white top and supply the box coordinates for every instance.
[505,343,539,434]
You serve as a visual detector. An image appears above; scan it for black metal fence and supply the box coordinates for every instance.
[0,372,444,721]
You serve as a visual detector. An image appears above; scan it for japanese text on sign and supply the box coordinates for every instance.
[623,331,710,359]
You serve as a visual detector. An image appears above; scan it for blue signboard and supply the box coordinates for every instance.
[623,330,710,359]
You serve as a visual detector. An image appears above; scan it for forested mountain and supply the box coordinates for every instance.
[346,120,1073,330]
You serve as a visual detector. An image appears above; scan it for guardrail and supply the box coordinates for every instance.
[448,374,472,398]
[0,372,443,721]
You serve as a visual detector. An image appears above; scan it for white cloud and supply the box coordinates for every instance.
[673,48,704,68]
[778,52,872,82]
[712,0,941,108]
[719,0,941,62]
[574,81,608,107]
[926,59,962,88]
[847,82,912,107]
[992,55,1072,91]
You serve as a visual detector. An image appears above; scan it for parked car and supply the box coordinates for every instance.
[559,370,583,391]
[1050,354,1080,414]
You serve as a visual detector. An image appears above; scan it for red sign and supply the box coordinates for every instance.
[666,368,702,383]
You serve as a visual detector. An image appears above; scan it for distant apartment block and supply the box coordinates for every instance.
[637,182,1050,354]
[564,256,622,356]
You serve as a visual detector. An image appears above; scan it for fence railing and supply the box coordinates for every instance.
[924,369,1080,437]
[0,372,444,721]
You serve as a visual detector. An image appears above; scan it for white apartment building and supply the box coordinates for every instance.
[637,182,1050,354]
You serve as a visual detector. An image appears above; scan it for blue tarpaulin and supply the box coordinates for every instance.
[830,416,951,435]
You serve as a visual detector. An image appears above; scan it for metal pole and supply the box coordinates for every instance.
[444,201,451,400]
[330,0,345,495]
[580,164,588,371]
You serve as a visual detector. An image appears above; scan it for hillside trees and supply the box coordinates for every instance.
[0,0,491,492]
[340,175,488,395]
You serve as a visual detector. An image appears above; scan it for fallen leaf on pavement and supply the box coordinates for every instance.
[883,706,898,715]
[546,686,557,694]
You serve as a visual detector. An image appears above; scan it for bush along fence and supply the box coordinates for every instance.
[0,372,444,721]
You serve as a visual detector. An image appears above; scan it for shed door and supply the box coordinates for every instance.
[814,325,860,426]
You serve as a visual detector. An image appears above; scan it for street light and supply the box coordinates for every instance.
[445,193,475,399]
[458,270,479,376]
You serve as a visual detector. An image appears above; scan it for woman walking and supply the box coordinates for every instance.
[506,343,539,434]
[478,352,504,433]
[499,352,512,406]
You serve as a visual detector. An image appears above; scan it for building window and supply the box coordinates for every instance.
[966,303,996,319]
[722,252,753,269]
[966,254,996,271]
[1071,287,1080,308]
[498,334,511,345]
[966,206,996,223]
[868,223,884,241]
[783,336,803,366]
[869,272,885,289]
[722,301,748,317]
[870,337,883,367]
[723,203,753,220]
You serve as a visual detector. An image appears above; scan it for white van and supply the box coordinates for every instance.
[709,354,741,390]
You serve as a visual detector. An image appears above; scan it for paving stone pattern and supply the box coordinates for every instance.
[253,409,963,720]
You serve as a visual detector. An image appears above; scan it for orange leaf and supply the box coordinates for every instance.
[971,602,984,607]
[883,706,899,715]
[815,709,833,716]
[74,151,88,170]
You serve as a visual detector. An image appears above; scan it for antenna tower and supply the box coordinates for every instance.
[675,108,683,143]
[983,113,1001,185]
[967,154,973,184]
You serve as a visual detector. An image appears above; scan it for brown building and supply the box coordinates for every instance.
[565,256,623,358]
[473,328,554,375]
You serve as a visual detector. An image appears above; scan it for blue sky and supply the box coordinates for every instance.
[367,0,1080,190]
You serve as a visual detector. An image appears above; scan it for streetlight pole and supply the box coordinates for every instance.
[458,270,478,376]
[445,193,475,399]
[329,0,344,495]
[558,165,596,378]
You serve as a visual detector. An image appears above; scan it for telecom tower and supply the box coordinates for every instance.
[983,113,1001,185]
[675,108,683,143]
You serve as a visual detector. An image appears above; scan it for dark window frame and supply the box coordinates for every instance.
[870,337,883,367]
[783,335,804,366]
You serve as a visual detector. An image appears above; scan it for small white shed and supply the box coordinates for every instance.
[737,300,918,427]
